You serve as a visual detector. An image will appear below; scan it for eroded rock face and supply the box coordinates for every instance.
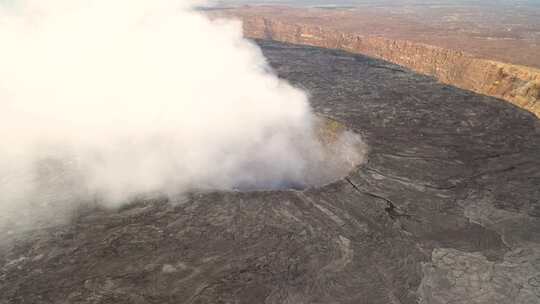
[215,11,540,118]
[1,41,539,304]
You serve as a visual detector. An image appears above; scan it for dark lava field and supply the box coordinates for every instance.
[1,40,539,304]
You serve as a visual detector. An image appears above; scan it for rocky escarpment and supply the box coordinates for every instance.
[233,16,540,118]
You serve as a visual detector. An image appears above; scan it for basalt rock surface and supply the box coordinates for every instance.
[1,40,539,304]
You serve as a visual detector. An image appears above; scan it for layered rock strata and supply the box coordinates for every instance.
[226,14,540,117]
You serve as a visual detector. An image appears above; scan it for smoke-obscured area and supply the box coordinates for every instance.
[0,0,366,237]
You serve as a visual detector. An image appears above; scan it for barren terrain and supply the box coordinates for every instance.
[2,40,539,304]
[211,3,540,117]
[216,1,540,68]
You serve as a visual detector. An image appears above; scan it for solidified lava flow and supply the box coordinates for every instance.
[0,40,539,304]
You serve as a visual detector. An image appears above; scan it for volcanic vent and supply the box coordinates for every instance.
[233,116,367,191]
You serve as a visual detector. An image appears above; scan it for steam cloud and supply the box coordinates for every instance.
[0,0,366,236]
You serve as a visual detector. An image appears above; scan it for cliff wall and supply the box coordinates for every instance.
[237,16,540,117]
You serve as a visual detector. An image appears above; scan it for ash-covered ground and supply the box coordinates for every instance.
[1,40,539,304]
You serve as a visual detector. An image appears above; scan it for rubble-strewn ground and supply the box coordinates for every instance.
[1,40,539,304]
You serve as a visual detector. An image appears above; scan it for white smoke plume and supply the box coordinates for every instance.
[0,0,366,235]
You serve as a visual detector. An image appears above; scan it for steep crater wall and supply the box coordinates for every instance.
[230,15,540,118]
